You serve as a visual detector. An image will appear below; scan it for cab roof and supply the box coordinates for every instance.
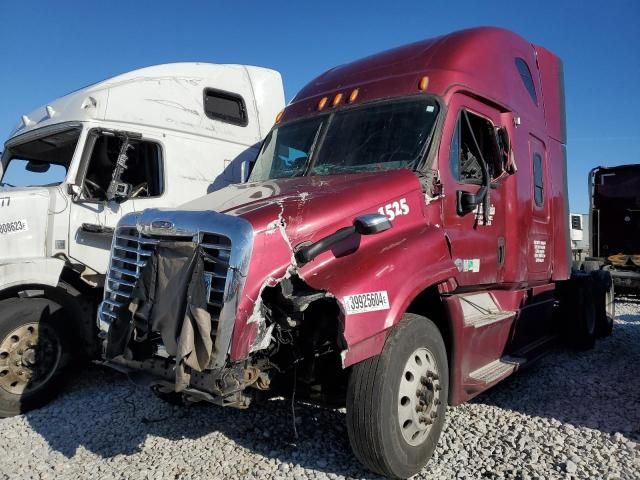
[283,27,564,142]
[8,63,284,147]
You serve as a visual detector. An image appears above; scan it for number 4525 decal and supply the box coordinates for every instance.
[378,198,410,221]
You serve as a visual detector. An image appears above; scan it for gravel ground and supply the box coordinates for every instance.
[1,299,639,480]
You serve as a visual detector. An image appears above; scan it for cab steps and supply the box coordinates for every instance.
[458,292,516,328]
[468,356,526,384]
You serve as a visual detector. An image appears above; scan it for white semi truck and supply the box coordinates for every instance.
[0,63,284,416]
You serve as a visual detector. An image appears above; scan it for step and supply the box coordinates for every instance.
[458,293,516,328]
[469,356,526,384]
[465,311,515,328]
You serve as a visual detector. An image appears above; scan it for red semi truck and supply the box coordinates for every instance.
[97,28,612,477]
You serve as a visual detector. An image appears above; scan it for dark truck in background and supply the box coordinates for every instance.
[584,164,640,292]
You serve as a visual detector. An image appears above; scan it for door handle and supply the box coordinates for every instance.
[497,237,505,268]
[81,223,114,235]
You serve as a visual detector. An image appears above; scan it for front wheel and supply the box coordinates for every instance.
[346,314,449,479]
[0,298,70,417]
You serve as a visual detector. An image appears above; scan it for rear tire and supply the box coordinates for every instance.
[346,314,448,479]
[0,298,71,417]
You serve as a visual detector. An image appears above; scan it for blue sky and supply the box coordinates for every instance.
[1,0,638,212]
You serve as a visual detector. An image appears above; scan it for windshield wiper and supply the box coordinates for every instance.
[0,182,15,188]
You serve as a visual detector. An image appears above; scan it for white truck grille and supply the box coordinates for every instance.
[101,227,159,319]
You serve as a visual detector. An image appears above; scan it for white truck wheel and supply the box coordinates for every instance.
[0,298,70,417]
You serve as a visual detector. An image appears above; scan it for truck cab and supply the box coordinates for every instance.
[586,164,640,291]
[0,63,284,417]
[97,29,610,478]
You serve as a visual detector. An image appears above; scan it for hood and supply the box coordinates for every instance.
[0,187,51,261]
[180,169,423,245]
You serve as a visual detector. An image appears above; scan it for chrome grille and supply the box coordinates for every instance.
[201,233,232,323]
[99,208,254,368]
[100,227,159,320]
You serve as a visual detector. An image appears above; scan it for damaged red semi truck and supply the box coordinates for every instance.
[97,28,613,478]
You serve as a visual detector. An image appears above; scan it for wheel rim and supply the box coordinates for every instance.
[397,347,442,446]
[0,323,62,395]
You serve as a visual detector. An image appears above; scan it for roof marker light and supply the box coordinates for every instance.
[348,88,359,103]
[275,110,284,124]
[418,76,429,91]
[332,93,343,107]
[46,105,56,118]
[318,97,328,111]
[21,115,32,127]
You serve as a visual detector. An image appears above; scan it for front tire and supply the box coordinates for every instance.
[0,298,70,417]
[346,314,448,479]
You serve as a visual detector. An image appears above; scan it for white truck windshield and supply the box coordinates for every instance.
[249,97,440,181]
[1,127,81,187]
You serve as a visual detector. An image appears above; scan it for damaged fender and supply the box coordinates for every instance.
[302,224,457,367]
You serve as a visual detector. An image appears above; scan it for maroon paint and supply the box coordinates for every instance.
[186,27,570,401]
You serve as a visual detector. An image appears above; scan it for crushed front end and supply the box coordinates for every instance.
[97,209,262,407]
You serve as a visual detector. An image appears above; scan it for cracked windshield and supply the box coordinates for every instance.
[249,97,439,181]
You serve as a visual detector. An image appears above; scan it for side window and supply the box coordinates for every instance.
[83,134,163,201]
[533,153,544,206]
[203,88,247,126]
[450,111,502,184]
[515,58,538,106]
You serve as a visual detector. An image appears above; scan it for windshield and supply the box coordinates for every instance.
[249,96,440,181]
[0,126,82,187]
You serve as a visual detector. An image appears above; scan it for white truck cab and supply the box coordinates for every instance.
[0,63,284,416]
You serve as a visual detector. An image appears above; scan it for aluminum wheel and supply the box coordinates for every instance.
[397,346,442,446]
[0,323,62,395]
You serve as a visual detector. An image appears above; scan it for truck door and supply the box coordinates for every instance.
[439,94,509,287]
[68,130,164,274]
[526,135,552,280]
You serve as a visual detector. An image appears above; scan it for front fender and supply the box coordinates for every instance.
[0,257,66,293]
[302,224,456,366]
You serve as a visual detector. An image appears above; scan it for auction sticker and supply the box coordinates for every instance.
[0,219,29,236]
[344,291,390,315]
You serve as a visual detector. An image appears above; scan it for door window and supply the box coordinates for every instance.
[533,153,544,207]
[82,133,163,201]
[449,111,502,184]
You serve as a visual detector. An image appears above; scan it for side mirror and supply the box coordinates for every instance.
[496,126,516,174]
[26,160,50,173]
[457,190,482,215]
[240,159,253,183]
[353,213,392,235]
[295,213,393,264]
[457,150,491,216]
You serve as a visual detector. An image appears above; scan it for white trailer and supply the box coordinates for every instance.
[0,63,284,416]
